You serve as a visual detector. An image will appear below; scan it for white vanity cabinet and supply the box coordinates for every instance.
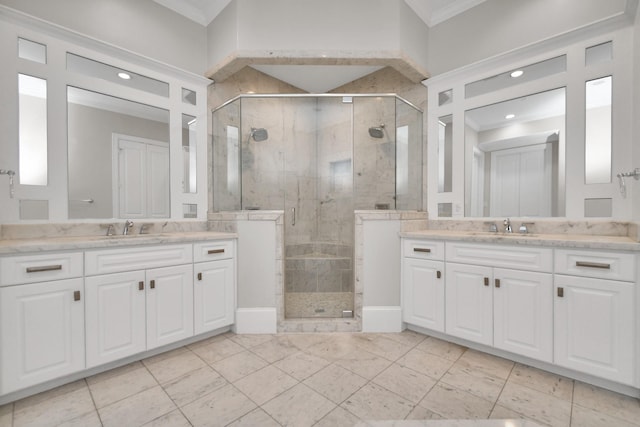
[554,249,636,385]
[445,243,554,362]
[84,244,194,368]
[0,252,85,395]
[193,241,236,334]
[401,240,445,331]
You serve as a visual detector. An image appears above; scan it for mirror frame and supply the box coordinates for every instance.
[0,12,210,223]
[424,26,634,220]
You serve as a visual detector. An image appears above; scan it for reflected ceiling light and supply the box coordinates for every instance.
[117,72,131,80]
[510,70,524,78]
[505,114,516,119]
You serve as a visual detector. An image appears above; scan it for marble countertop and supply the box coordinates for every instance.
[400,229,640,251]
[0,231,237,255]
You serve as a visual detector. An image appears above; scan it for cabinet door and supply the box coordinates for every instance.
[146,264,194,350]
[493,269,553,362]
[445,263,493,346]
[194,259,235,334]
[402,257,444,331]
[0,278,85,394]
[554,275,635,385]
[85,271,146,368]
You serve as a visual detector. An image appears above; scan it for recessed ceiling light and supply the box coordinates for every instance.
[505,114,516,119]
[117,72,131,80]
[510,70,524,78]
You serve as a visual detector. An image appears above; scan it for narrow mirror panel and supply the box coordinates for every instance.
[67,53,169,97]
[182,88,196,105]
[183,203,197,218]
[585,198,612,217]
[585,76,612,184]
[438,203,453,217]
[18,74,48,186]
[18,38,46,64]
[586,41,613,66]
[182,114,197,193]
[438,89,452,106]
[19,200,49,220]
[438,115,453,193]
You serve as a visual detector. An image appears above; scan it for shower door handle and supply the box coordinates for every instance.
[291,207,296,226]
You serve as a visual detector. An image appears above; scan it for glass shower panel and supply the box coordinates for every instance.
[396,98,423,210]
[241,97,284,210]
[212,99,241,211]
[353,96,396,210]
[284,96,354,318]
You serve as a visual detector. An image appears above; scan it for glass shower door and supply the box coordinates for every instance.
[283,96,355,318]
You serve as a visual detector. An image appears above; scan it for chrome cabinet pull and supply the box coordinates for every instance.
[495,279,501,288]
[197,272,202,281]
[208,249,225,254]
[557,287,564,297]
[73,290,81,301]
[436,270,442,279]
[575,261,611,270]
[139,281,144,291]
[413,248,431,253]
[483,277,489,286]
[150,280,155,289]
[26,264,62,273]
[291,207,296,226]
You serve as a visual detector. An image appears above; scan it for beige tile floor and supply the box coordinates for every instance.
[1,331,639,427]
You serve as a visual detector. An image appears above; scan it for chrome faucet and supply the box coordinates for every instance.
[503,218,512,233]
[123,220,134,235]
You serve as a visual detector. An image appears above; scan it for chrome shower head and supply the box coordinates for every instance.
[368,124,385,139]
[250,127,268,142]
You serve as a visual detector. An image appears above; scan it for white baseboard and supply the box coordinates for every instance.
[362,306,402,333]
[234,308,277,334]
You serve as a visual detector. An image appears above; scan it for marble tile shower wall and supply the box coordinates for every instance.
[354,97,398,211]
[316,97,355,245]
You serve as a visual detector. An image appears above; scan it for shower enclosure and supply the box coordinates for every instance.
[212,94,422,319]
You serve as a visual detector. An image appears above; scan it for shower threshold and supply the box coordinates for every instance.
[285,291,353,318]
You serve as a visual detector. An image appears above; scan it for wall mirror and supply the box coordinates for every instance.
[464,87,566,217]
[67,86,170,219]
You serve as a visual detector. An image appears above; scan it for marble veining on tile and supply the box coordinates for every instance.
[2,331,639,427]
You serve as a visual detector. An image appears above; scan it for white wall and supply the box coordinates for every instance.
[0,0,207,74]
[206,0,429,76]
[633,5,640,221]
[427,0,630,76]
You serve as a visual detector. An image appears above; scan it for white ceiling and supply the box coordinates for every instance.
[152,0,486,91]
[153,0,486,27]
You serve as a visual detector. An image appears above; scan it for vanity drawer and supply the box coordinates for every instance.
[446,242,553,272]
[555,249,635,282]
[403,239,445,261]
[85,244,192,275]
[194,240,234,262]
[0,252,83,286]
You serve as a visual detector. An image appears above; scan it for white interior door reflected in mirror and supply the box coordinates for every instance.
[464,88,565,217]
[67,86,170,219]
[113,135,169,219]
